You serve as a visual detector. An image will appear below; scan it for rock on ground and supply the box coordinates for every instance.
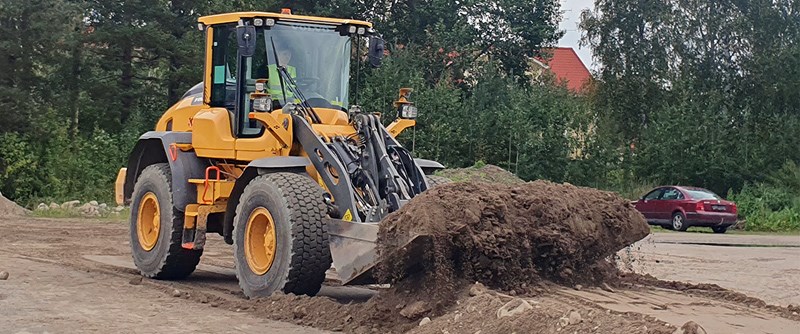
[0,193,28,217]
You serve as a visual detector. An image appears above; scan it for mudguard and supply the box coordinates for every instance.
[123,131,206,212]
[414,158,445,175]
[247,156,310,171]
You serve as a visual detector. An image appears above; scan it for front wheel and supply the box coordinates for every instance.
[671,212,689,231]
[712,226,728,234]
[232,173,331,298]
[130,163,202,279]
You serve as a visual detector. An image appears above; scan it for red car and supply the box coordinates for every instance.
[634,186,738,233]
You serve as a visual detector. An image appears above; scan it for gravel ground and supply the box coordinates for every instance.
[0,217,797,333]
[625,232,800,306]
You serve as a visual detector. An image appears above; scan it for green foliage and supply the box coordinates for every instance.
[744,207,800,232]
[729,163,800,232]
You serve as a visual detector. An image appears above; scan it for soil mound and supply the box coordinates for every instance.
[0,192,27,217]
[376,181,649,307]
[436,164,523,184]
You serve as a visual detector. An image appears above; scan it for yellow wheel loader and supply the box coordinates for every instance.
[114,10,446,298]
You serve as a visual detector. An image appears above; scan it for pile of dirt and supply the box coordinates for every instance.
[436,164,523,184]
[370,181,649,319]
[378,181,649,286]
[0,192,27,217]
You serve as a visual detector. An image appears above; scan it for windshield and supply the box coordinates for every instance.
[686,189,720,200]
[263,22,351,110]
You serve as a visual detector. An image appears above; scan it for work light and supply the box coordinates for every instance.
[400,104,417,119]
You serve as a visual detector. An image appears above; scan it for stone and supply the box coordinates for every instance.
[49,202,59,210]
[171,289,182,297]
[558,317,570,327]
[89,200,99,206]
[677,321,707,334]
[496,298,533,319]
[568,311,582,325]
[61,200,80,209]
[37,203,48,211]
[99,203,108,210]
[418,317,431,327]
[114,205,125,212]
[574,284,583,291]
[400,301,431,319]
[600,283,615,293]
[453,312,462,322]
[469,282,488,296]
[293,305,307,319]
[0,271,9,280]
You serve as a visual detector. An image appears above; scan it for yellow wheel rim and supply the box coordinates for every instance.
[137,192,161,251]
[245,207,277,275]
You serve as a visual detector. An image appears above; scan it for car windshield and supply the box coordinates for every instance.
[686,189,720,200]
[263,22,351,110]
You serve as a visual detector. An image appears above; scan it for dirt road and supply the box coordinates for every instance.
[626,233,800,306]
[1,217,798,333]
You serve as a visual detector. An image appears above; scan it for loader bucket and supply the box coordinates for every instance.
[326,218,432,285]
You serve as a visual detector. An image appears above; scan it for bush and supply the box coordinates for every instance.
[730,183,793,218]
[729,171,800,232]
[744,207,800,232]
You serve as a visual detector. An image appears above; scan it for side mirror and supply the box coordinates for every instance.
[236,25,257,57]
[368,36,385,68]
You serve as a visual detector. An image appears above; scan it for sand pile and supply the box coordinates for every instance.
[436,164,523,184]
[0,192,27,216]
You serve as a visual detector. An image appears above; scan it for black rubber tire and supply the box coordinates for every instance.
[130,163,202,279]
[425,175,452,190]
[712,226,728,234]
[671,212,689,231]
[232,172,331,298]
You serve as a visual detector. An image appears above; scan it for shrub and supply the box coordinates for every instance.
[744,207,800,232]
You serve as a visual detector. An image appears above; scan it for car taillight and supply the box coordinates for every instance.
[695,202,704,211]
[732,203,738,214]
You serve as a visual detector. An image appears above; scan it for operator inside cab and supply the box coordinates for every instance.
[266,47,296,104]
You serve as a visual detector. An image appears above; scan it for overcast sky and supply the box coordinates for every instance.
[557,0,595,70]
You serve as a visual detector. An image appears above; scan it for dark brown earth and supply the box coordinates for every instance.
[378,181,649,288]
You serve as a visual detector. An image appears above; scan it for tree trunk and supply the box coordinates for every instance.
[120,44,134,124]
[69,35,82,137]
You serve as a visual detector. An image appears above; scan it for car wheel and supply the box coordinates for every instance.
[712,226,728,234]
[671,212,689,231]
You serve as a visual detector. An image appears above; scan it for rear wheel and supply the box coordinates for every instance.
[712,226,728,234]
[130,163,202,279]
[233,172,331,298]
[671,212,689,231]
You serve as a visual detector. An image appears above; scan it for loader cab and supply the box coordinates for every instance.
[198,12,375,138]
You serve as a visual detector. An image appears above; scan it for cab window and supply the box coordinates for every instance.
[209,24,237,109]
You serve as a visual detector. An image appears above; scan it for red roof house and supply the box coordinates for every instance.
[531,47,592,93]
